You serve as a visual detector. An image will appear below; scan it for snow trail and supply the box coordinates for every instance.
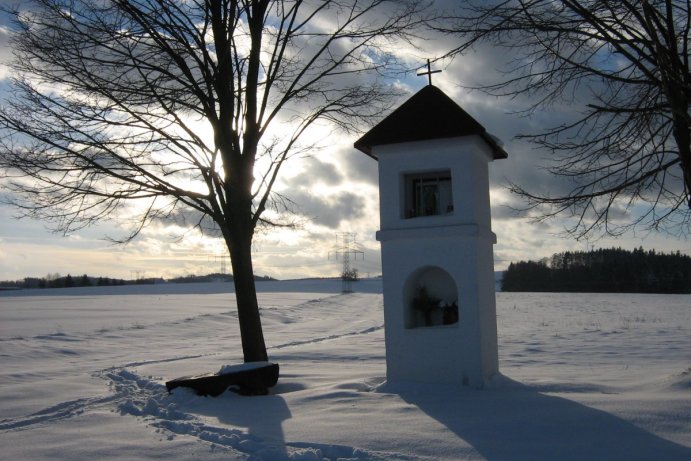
[104,368,429,461]
[0,394,117,431]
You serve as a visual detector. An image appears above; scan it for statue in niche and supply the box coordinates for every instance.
[412,286,458,327]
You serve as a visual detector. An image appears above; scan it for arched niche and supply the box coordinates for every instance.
[403,266,458,328]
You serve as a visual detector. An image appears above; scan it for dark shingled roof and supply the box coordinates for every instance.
[354,85,508,160]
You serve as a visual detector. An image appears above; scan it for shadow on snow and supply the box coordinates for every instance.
[391,374,691,460]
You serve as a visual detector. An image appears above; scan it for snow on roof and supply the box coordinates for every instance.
[354,85,508,160]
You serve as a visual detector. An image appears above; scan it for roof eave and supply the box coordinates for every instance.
[480,133,509,160]
[353,140,376,159]
[354,133,508,161]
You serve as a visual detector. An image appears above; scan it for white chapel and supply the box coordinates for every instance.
[354,84,507,388]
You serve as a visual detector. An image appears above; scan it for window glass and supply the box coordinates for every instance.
[404,171,453,218]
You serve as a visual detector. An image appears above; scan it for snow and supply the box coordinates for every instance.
[1,280,689,460]
[218,361,275,375]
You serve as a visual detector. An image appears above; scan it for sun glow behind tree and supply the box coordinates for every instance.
[0,0,430,363]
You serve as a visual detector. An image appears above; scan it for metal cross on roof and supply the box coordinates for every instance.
[417,59,441,86]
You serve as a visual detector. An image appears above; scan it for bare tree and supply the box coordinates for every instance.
[0,0,427,363]
[436,0,691,237]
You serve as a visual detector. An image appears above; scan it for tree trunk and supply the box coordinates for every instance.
[226,213,269,363]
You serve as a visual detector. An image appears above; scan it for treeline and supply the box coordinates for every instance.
[0,272,276,290]
[168,273,275,283]
[3,274,155,290]
[502,247,691,293]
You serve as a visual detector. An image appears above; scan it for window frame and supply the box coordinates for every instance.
[403,170,453,219]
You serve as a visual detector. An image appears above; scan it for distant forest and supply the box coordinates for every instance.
[0,273,275,290]
[502,248,691,294]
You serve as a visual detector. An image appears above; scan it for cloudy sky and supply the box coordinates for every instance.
[0,1,689,282]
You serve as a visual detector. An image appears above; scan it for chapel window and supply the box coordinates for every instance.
[404,171,453,218]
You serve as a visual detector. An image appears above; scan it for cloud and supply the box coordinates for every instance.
[286,188,366,229]
[0,26,12,81]
[284,157,344,188]
[149,207,223,238]
[0,1,688,282]
[278,156,373,229]
[340,147,379,186]
[0,1,33,80]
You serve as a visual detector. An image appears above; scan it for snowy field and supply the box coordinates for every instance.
[1,280,689,460]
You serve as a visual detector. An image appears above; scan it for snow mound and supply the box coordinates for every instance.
[218,361,273,375]
[666,368,691,391]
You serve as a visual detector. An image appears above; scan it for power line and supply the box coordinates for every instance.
[130,270,146,280]
[328,233,364,293]
[208,254,230,274]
